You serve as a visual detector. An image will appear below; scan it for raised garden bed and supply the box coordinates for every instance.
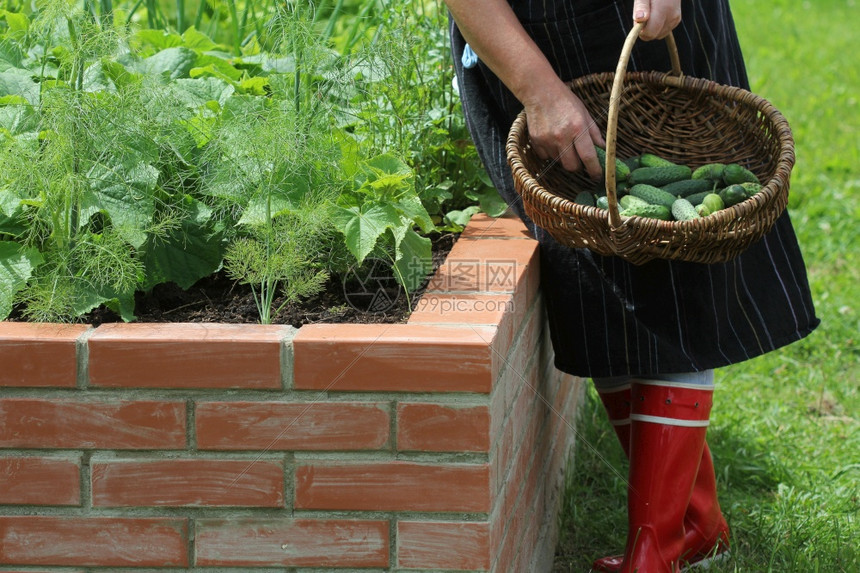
[0,213,584,572]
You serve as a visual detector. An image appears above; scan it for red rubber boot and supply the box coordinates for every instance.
[597,384,632,457]
[616,380,714,573]
[592,385,729,572]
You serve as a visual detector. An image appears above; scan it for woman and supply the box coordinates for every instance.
[443,1,820,571]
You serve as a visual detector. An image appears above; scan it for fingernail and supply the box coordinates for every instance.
[635,10,645,20]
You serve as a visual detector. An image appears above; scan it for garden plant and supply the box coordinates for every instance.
[0,0,502,324]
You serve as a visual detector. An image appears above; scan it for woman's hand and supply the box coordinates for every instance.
[522,80,605,179]
[633,0,682,41]
[444,0,606,179]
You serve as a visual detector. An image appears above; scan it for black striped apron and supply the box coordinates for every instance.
[450,0,819,377]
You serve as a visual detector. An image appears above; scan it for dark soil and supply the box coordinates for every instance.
[45,232,459,327]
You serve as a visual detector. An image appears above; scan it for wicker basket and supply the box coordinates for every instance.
[506,22,794,265]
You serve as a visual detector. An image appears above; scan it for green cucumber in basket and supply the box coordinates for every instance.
[671,198,700,221]
[639,153,678,168]
[620,194,651,210]
[722,163,760,185]
[629,184,678,208]
[692,163,726,182]
[718,184,750,207]
[685,190,713,206]
[620,203,672,220]
[662,178,714,198]
[628,165,692,187]
[702,193,725,214]
[595,146,631,181]
[574,191,596,206]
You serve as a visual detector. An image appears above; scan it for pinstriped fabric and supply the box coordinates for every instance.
[450,0,819,378]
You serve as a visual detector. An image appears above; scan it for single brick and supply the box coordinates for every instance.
[0,516,188,567]
[397,521,491,570]
[0,323,88,388]
[295,461,490,513]
[196,401,389,451]
[0,399,186,449]
[397,403,490,452]
[195,518,389,567]
[91,458,284,507]
[87,323,285,389]
[293,324,496,393]
[0,456,81,506]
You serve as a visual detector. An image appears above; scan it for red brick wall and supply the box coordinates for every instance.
[0,214,584,572]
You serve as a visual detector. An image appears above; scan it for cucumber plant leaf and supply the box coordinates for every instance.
[140,47,197,80]
[0,241,42,320]
[331,202,402,265]
[82,161,160,249]
[140,198,225,290]
[393,226,432,293]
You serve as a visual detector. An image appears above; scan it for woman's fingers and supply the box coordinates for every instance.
[634,0,682,41]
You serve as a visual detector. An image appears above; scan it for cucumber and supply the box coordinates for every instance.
[595,146,631,182]
[574,191,595,206]
[691,163,726,182]
[661,178,714,198]
[685,191,712,205]
[639,153,677,168]
[620,194,651,210]
[718,184,749,207]
[722,163,760,185]
[740,182,763,195]
[628,165,692,187]
[702,193,725,214]
[620,204,672,220]
[622,155,642,171]
[596,195,609,210]
[696,203,712,217]
[629,184,678,208]
[671,198,700,221]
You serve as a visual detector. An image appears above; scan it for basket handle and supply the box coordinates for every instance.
[605,21,682,228]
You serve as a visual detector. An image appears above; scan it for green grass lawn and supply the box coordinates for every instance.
[554,1,859,571]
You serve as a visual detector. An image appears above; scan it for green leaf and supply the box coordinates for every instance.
[395,194,435,234]
[444,205,481,229]
[0,189,27,237]
[0,95,38,134]
[238,178,310,226]
[181,27,219,52]
[140,198,225,290]
[135,29,184,51]
[71,284,136,322]
[0,71,39,105]
[0,37,25,71]
[238,76,269,96]
[331,202,401,265]
[190,54,244,82]
[469,187,508,218]
[82,161,160,249]
[393,227,432,293]
[141,47,197,80]
[0,241,42,320]
[365,153,412,176]
[2,11,29,37]
[171,77,235,109]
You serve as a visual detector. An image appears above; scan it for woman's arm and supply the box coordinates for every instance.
[444,0,605,178]
[444,0,682,177]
